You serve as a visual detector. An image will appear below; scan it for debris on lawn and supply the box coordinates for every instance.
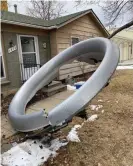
[67,125,81,142]
[1,138,68,166]
[1,94,14,115]
[87,114,98,121]
[1,90,47,115]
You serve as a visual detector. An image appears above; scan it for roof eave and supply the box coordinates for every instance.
[90,11,109,37]
[56,9,109,37]
[56,10,92,29]
[1,19,57,30]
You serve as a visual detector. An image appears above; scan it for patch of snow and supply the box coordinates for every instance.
[67,85,76,91]
[89,105,97,110]
[74,81,85,85]
[117,65,133,70]
[87,114,98,122]
[90,105,103,111]
[12,142,17,147]
[98,99,103,102]
[96,105,103,111]
[2,138,67,166]
[101,110,104,113]
[67,125,81,142]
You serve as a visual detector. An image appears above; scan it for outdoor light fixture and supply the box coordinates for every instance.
[9,40,14,47]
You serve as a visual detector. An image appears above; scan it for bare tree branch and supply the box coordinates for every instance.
[26,0,66,20]
[75,0,133,25]
[108,20,133,39]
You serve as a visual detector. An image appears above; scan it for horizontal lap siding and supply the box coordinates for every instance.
[56,14,104,80]
[59,61,96,80]
[50,30,57,57]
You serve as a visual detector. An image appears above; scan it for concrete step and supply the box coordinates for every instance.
[47,81,62,88]
[43,84,67,97]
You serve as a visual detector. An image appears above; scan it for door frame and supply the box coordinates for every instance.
[17,34,40,65]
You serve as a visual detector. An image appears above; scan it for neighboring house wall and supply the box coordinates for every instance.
[109,29,133,62]
[52,14,106,80]
[1,24,50,96]
[111,37,133,62]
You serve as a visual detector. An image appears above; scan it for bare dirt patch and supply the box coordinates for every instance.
[45,70,133,166]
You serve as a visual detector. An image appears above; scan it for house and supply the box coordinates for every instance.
[109,28,133,62]
[1,8,109,96]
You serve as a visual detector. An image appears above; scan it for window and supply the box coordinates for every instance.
[20,36,37,68]
[131,43,132,54]
[0,40,6,79]
[71,37,79,45]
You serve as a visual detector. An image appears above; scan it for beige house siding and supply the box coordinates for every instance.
[54,14,106,80]
[59,60,97,80]
[56,14,104,53]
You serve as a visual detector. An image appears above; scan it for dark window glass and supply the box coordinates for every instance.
[72,37,79,45]
[1,56,4,77]
[21,37,35,52]
[22,53,37,68]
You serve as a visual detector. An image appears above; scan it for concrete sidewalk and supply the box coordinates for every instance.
[1,90,74,139]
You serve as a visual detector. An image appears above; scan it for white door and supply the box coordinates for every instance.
[18,35,40,82]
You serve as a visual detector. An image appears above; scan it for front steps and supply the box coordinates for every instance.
[42,81,67,97]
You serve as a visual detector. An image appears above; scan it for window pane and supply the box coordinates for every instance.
[21,37,35,52]
[1,56,4,77]
[72,37,79,45]
[0,40,5,78]
[22,53,37,68]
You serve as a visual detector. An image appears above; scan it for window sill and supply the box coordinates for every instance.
[1,80,11,85]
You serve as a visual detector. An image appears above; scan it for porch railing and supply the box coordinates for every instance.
[20,63,41,83]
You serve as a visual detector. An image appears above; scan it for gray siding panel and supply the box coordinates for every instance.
[1,31,50,95]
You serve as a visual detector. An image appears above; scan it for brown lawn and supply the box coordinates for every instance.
[45,70,133,166]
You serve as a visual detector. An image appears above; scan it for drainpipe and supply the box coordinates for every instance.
[14,4,17,14]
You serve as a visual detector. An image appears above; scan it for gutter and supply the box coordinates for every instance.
[1,19,57,30]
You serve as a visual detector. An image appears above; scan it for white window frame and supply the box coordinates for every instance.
[0,40,6,80]
[17,34,40,65]
[71,36,80,46]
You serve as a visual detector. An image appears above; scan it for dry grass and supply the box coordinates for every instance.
[45,70,133,166]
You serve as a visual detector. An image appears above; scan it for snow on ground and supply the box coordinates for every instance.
[89,105,103,111]
[74,81,85,85]
[67,81,85,91]
[67,125,81,142]
[67,114,99,142]
[101,110,104,113]
[87,114,98,122]
[67,85,76,91]
[1,138,67,166]
[98,99,103,102]
[117,65,133,70]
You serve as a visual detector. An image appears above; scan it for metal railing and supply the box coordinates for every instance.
[20,63,41,83]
